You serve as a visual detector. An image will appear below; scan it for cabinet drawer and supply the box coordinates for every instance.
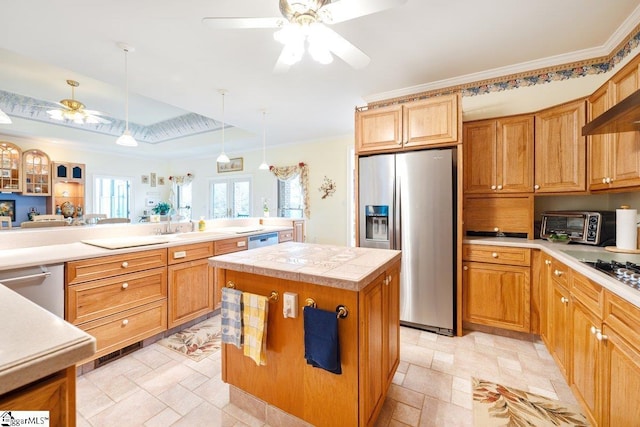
[278,230,294,243]
[67,267,167,325]
[167,241,214,265]
[604,290,640,350]
[80,300,167,359]
[463,245,530,266]
[571,270,604,318]
[67,248,167,285]
[214,237,248,255]
[550,258,570,289]
[464,196,533,236]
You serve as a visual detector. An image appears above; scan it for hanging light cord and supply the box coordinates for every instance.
[262,112,267,161]
[221,91,225,152]
[124,48,130,132]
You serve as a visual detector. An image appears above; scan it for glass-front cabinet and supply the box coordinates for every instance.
[0,141,21,192]
[49,162,85,218]
[22,149,51,196]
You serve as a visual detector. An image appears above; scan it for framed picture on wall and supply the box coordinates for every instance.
[217,157,243,173]
[0,200,15,221]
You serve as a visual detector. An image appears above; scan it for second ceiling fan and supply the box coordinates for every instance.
[202,0,407,72]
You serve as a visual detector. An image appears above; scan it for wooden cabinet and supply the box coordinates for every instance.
[534,99,587,193]
[278,229,294,242]
[213,237,249,309]
[22,149,51,196]
[463,115,534,194]
[0,366,76,427]
[588,59,640,191]
[50,162,85,217]
[462,245,531,332]
[0,141,21,192]
[355,94,459,154]
[463,195,534,238]
[538,252,553,344]
[167,241,214,328]
[66,248,168,361]
[547,258,571,380]
[293,220,305,242]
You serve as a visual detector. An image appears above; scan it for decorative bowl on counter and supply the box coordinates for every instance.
[547,233,571,244]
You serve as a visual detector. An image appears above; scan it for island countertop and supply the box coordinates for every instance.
[208,242,401,291]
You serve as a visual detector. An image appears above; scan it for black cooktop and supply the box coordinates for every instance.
[582,259,640,289]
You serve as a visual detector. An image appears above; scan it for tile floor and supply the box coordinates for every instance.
[76,326,578,426]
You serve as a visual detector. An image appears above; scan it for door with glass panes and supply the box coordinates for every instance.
[210,177,252,218]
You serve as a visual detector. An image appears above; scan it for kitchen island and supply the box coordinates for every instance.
[209,242,401,427]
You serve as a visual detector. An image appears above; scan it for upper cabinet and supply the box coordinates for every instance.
[534,99,587,193]
[0,141,21,193]
[588,57,640,191]
[463,115,534,194]
[49,162,86,218]
[54,162,85,183]
[355,94,459,154]
[22,149,51,196]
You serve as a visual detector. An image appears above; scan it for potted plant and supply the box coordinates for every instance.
[152,201,171,216]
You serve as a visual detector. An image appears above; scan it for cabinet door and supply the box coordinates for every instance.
[462,261,530,332]
[610,130,640,189]
[496,115,534,193]
[360,272,386,426]
[588,85,611,190]
[293,220,305,242]
[0,141,21,192]
[571,300,601,425]
[355,104,402,153]
[548,280,571,379]
[384,265,400,386]
[463,120,497,194]
[535,100,586,192]
[168,258,214,328]
[601,325,640,427]
[22,149,51,196]
[539,253,552,345]
[403,95,458,148]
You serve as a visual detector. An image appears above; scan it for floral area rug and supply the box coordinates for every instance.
[472,378,588,426]
[158,315,221,361]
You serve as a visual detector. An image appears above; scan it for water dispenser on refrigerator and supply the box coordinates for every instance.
[364,205,389,243]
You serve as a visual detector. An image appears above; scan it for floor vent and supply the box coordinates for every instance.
[94,342,142,368]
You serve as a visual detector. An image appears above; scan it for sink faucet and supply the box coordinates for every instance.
[165,209,175,234]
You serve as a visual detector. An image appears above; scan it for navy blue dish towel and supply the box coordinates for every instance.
[303,306,341,375]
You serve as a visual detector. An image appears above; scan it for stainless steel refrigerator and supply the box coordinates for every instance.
[358,148,456,335]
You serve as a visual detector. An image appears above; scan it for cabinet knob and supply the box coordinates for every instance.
[122,282,129,289]
[463,265,468,271]
[493,227,500,232]
[490,185,497,190]
[398,140,403,145]
[560,296,569,304]
[596,331,608,341]
[122,319,129,326]
[545,260,551,266]
[554,270,563,277]
[534,184,540,190]
[491,252,498,258]
[497,185,503,190]
[121,261,129,268]
[387,275,392,284]
[590,326,598,335]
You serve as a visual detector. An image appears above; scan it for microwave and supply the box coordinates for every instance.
[540,211,616,246]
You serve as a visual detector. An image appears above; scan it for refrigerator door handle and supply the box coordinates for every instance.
[394,174,402,251]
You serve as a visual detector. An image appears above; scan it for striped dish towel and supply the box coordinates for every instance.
[221,287,243,348]
[242,292,269,366]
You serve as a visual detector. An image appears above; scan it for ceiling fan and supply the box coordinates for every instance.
[202,0,407,72]
[46,79,111,124]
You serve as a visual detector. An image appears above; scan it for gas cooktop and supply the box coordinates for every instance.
[581,259,640,290]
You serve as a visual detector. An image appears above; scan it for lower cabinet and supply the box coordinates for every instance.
[462,245,531,332]
[547,270,571,379]
[167,242,214,328]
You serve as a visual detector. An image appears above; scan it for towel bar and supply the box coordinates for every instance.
[225,281,279,302]
[305,298,349,319]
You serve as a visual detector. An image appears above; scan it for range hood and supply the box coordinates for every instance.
[582,88,640,135]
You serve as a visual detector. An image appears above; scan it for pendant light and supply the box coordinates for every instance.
[216,89,230,163]
[116,43,137,147]
[259,110,269,170]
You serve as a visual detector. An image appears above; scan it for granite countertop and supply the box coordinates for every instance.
[464,236,640,308]
[0,225,291,271]
[208,242,402,292]
[0,285,96,395]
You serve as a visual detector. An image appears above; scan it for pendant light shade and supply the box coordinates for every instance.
[216,89,230,163]
[116,43,137,147]
[259,110,269,170]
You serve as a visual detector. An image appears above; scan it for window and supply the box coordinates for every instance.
[93,175,132,219]
[277,178,304,218]
[210,176,252,218]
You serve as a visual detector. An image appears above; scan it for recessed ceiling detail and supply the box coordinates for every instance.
[0,89,226,144]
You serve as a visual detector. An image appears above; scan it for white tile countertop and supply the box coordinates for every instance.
[0,285,96,395]
[465,236,640,309]
[208,242,402,292]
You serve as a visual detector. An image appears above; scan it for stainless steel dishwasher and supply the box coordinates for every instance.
[0,264,65,317]
[248,232,279,249]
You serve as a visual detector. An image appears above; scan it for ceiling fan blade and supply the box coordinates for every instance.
[321,0,407,24]
[319,26,370,69]
[202,17,286,29]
